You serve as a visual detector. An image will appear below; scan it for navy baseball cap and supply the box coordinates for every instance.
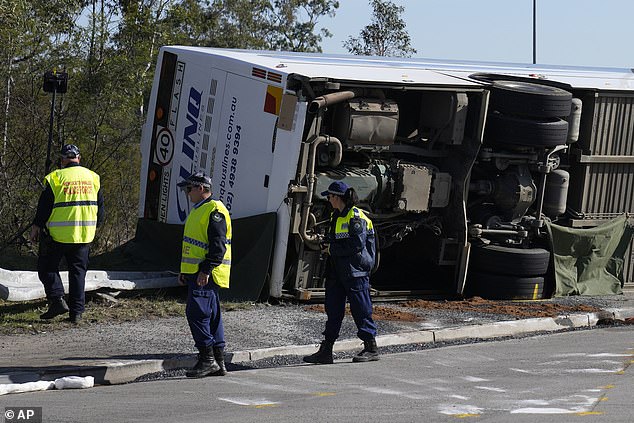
[321,181,349,197]
[177,171,212,188]
[60,144,80,159]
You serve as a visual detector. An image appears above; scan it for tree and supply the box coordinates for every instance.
[0,0,85,254]
[0,0,341,264]
[343,0,416,57]
[265,0,340,52]
[164,0,339,52]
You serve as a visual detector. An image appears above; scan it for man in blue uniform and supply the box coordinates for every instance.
[178,171,232,378]
[29,144,105,324]
[303,181,379,364]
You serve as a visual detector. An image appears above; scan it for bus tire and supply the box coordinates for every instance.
[470,244,550,276]
[490,80,573,118]
[464,272,545,300]
[485,113,569,147]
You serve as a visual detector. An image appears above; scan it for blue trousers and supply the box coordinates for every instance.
[184,273,225,349]
[323,274,377,343]
[38,240,89,316]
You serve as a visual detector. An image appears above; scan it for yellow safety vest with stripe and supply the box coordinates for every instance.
[333,207,375,239]
[329,206,376,278]
[181,199,232,288]
[44,166,100,244]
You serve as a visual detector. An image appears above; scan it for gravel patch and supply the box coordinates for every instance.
[2,294,632,376]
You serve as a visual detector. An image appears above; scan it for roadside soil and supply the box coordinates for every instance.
[306,297,603,322]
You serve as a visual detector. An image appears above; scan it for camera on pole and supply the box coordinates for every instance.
[43,70,68,94]
[43,69,68,174]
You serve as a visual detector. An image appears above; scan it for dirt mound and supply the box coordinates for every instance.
[401,297,601,318]
[305,297,603,321]
[305,305,422,322]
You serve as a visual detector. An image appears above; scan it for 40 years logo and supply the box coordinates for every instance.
[154,126,175,166]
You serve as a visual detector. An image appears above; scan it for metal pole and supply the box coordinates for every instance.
[532,0,537,64]
[45,88,57,174]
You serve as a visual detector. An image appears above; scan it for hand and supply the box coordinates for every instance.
[29,225,40,243]
[178,273,186,286]
[196,272,209,287]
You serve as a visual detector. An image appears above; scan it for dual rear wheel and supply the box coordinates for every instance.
[465,244,550,300]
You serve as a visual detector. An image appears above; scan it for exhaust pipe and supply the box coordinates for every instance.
[308,91,356,114]
[299,135,343,249]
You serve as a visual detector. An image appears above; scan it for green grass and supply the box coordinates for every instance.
[0,288,256,335]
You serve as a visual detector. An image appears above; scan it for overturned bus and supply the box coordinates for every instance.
[137,46,634,301]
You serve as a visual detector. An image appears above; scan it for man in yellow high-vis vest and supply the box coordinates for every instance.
[177,171,231,378]
[29,144,104,324]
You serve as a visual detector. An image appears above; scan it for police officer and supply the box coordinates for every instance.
[29,144,104,324]
[177,171,231,378]
[303,180,379,364]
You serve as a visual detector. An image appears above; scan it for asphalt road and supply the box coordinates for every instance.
[4,326,634,423]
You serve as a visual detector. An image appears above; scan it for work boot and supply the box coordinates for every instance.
[352,338,379,363]
[186,346,220,378]
[66,313,82,324]
[303,340,334,364]
[40,297,69,320]
[212,347,227,376]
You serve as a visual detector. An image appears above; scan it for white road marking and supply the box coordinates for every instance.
[218,397,279,407]
[587,353,633,357]
[356,385,429,400]
[438,404,483,415]
[510,366,623,375]
[475,386,506,393]
[510,395,599,414]
[563,367,623,374]
[462,376,489,382]
[511,407,577,414]
[515,399,550,406]
[221,377,312,394]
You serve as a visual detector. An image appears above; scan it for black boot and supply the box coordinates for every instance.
[212,347,227,376]
[353,338,379,362]
[66,313,82,324]
[303,340,334,364]
[40,297,69,320]
[186,346,220,378]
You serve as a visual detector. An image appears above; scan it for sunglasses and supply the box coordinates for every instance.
[186,185,199,193]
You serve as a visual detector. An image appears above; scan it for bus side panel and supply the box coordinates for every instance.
[209,72,285,218]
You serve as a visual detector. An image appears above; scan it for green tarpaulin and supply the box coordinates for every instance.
[546,214,634,296]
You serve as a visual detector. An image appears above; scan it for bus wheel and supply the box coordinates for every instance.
[470,243,550,276]
[485,113,569,147]
[464,272,545,300]
[489,80,573,118]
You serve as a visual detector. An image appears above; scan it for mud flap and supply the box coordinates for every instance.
[223,212,276,301]
[125,213,276,301]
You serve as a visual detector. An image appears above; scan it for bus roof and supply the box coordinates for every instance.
[164,46,634,91]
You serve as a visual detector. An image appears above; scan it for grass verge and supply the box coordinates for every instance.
[0,287,255,335]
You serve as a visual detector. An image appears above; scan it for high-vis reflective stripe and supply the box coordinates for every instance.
[53,201,98,208]
[182,257,232,265]
[44,166,100,243]
[334,207,374,239]
[181,200,232,288]
[48,221,97,227]
[183,236,208,250]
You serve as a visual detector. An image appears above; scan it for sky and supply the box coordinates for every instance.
[318,0,634,69]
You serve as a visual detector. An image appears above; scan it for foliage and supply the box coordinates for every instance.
[0,0,338,264]
[343,0,416,58]
[0,290,187,334]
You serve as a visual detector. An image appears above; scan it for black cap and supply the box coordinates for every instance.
[177,171,212,189]
[320,180,349,197]
[60,144,80,159]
